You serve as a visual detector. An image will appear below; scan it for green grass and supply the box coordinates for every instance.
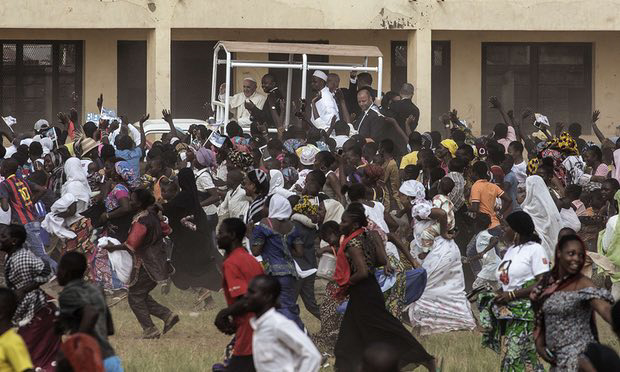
[109,286,620,372]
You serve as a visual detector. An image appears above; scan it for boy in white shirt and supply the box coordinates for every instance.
[471,214,502,291]
[246,275,321,372]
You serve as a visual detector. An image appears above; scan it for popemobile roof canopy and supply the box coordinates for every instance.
[211,41,384,129]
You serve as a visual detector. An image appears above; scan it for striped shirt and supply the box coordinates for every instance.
[245,195,268,225]
[0,175,37,224]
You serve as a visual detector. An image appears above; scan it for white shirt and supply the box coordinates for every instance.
[194,168,218,215]
[224,91,267,127]
[496,242,550,291]
[250,308,321,372]
[311,86,339,130]
[4,145,16,159]
[109,124,141,148]
[511,161,527,185]
[475,230,500,281]
[333,135,349,149]
[217,184,249,221]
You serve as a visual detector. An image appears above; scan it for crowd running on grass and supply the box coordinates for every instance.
[2,69,620,372]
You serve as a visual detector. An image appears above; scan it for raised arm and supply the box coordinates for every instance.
[161,109,187,143]
[138,114,149,155]
[489,96,511,127]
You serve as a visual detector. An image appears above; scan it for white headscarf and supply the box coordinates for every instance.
[41,193,79,240]
[400,180,426,203]
[269,169,284,195]
[61,157,92,213]
[521,175,562,259]
[323,199,344,223]
[268,193,292,220]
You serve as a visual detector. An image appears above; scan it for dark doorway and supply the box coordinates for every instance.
[0,41,83,132]
[171,41,226,119]
[117,41,147,123]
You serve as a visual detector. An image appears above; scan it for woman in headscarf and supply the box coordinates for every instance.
[436,139,457,174]
[521,175,563,260]
[62,157,91,214]
[251,194,304,329]
[405,178,476,336]
[191,147,220,252]
[243,169,270,227]
[99,161,136,243]
[333,203,437,371]
[478,211,549,372]
[44,149,68,198]
[530,234,613,371]
[359,163,391,212]
[163,168,222,295]
[41,193,113,289]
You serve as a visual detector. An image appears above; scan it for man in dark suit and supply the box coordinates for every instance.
[247,74,284,129]
[386,83,420,134]
[345,72,378,117]
[354,87,384,143]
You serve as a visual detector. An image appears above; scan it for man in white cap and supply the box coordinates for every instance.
[34,119,50,135]
[219,76,266,128]
[310,70,339,131]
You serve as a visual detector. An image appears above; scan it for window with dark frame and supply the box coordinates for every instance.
[482,43,592,134]
[0,41,83,133]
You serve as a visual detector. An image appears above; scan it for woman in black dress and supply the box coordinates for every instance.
[163,168,222,293]
[333,203,437,371]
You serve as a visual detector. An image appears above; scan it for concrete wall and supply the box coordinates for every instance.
[6,1,620,31]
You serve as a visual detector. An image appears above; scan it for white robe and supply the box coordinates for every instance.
[520,175,562,260]
[407,236,476,335]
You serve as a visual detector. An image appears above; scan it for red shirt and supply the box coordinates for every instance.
[222,247,264,356]
[0,175,37,224]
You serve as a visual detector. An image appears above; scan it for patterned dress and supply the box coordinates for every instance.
[542,287,614,371]
[478,281,544,372]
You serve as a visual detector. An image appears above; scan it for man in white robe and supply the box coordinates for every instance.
[220,77,267,128]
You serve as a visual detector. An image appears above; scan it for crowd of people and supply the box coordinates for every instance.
[1,68,620,372]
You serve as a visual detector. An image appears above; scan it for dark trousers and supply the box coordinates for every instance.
[275,275,304,329]
[294,273,320,320]
[128,267,172,330]
[227,355,256,372]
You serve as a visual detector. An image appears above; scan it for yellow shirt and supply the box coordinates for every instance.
[399,151,418,169]
[0,329,33,372]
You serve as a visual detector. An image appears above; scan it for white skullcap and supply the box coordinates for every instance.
[243,76,257,83]
[313,70,328,81]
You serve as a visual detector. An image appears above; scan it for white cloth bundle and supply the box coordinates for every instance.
[560,208,581,233]
[98,237,133,284]
[62,157,92,213]
[42,193,79,239]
